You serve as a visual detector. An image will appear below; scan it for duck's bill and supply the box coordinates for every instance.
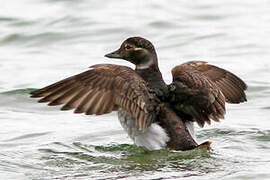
[104,49,122,59]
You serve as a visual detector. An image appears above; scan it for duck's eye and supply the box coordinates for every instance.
[125,44,132,50]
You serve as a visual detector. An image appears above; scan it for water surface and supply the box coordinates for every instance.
[1,0,270,179]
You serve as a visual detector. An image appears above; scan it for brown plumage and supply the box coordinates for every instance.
[30,64,159,132]
[169,61,247,127]
[30,37,247,151]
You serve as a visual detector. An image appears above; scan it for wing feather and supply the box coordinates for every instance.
[193,61,247,103]
[30,64,159,132]
[39,83,74,103]
[170,61,247,127]
[61,87,91,111]
[48,85,83,106]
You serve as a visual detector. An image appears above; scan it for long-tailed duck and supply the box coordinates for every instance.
[30,37,247,151]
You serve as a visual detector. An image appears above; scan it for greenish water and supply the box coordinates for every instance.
[1,0,270,179]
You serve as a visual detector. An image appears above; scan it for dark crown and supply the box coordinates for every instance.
[126,37,156,53]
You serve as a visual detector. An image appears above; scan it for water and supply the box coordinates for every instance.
[1,0,270,179]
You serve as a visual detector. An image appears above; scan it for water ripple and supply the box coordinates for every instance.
[1,0,270,179]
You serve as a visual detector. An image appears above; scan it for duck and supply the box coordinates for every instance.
[30,37,247,151]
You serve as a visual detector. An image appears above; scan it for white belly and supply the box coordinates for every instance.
[134,123,170,150]
[118,109,169,150]
[117,109,196,150]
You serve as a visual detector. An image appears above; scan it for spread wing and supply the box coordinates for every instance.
[30,64,159,131]
[169,61,247,127]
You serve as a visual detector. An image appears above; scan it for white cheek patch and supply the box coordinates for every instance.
[136,60,154,69]
[136,55,155,70]
[133,47,155,69]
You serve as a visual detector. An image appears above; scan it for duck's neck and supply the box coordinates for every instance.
[135,62,168,99]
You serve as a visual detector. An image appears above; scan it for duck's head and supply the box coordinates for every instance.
[105,37,158,69]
